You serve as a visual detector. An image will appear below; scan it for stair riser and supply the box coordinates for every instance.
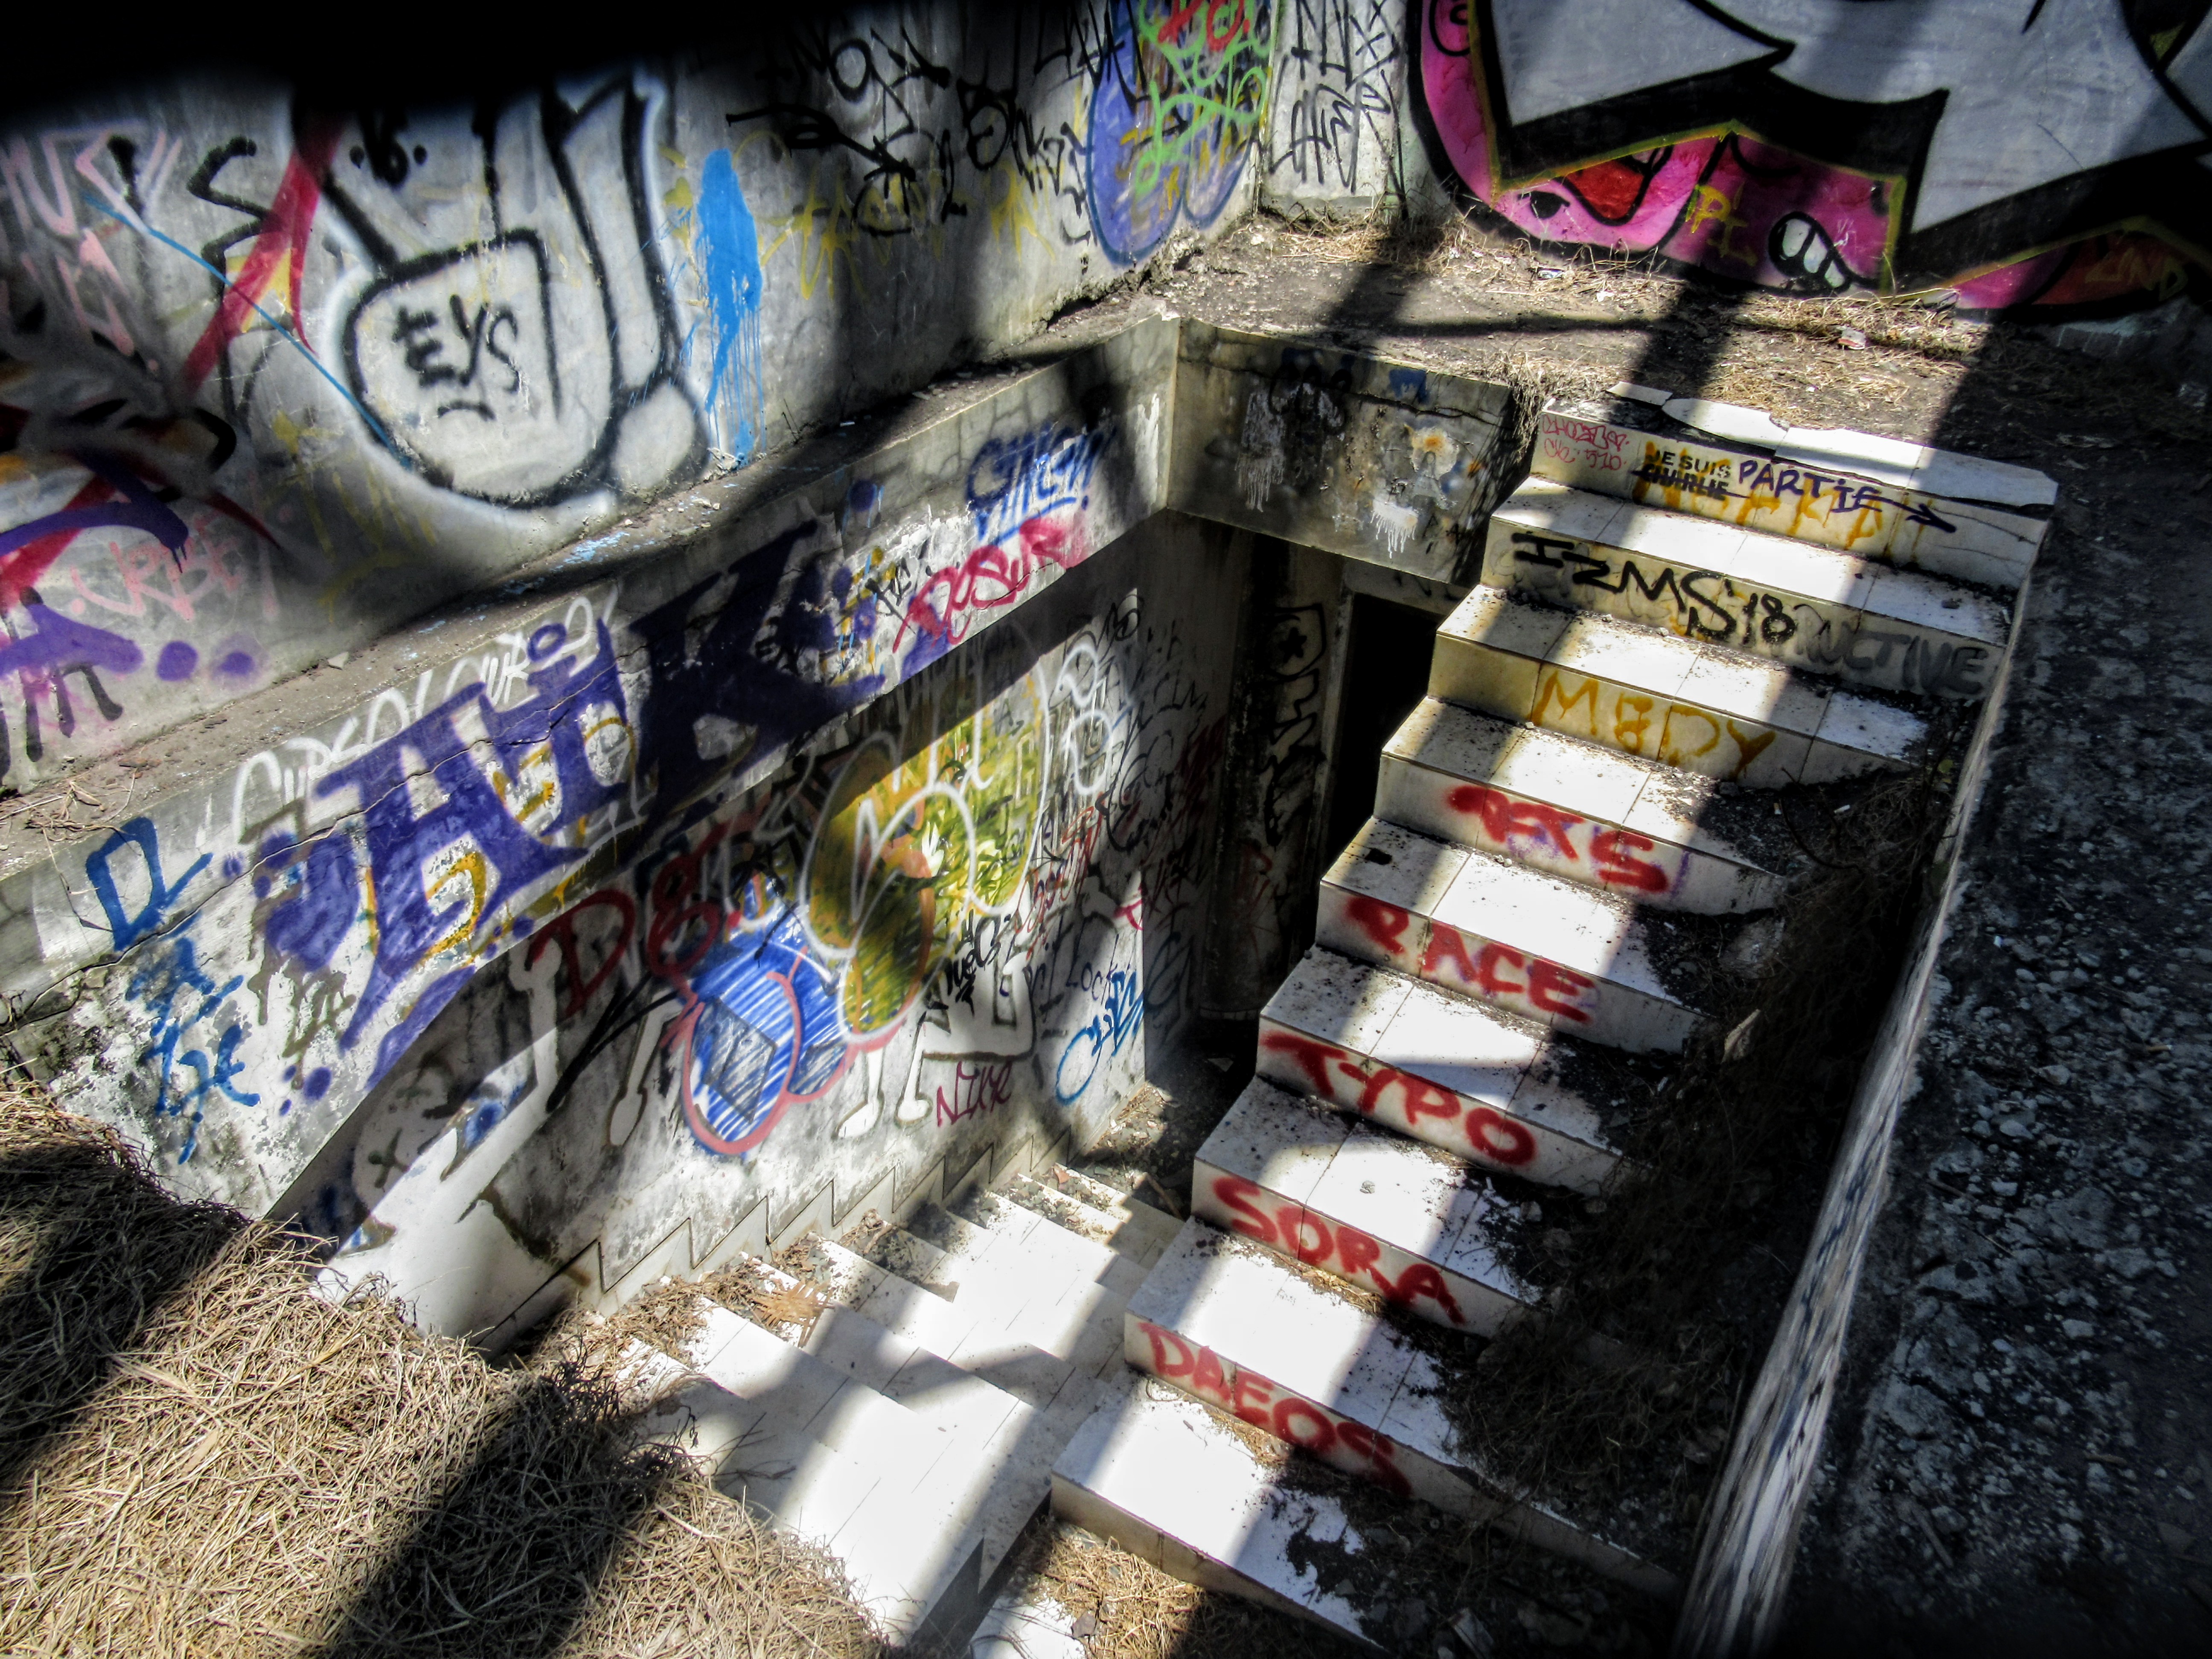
[1126,1316,1475,1516]
[1532,411,2034,588]
[1316,883,1697,1055]
[1192,1163,1529,1337]
[1254,1019,1615,1194]
[1375,754,1777,914]
[1487,527,1995,700]
[1431,637,1906,786]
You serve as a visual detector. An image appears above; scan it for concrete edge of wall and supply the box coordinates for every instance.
[1671,570,2035,1656]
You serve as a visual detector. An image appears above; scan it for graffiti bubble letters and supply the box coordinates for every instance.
[314,622,629,1065]
[346,238,568,497]
[1135,1318,1413,1496]
[1088,0,1275,264]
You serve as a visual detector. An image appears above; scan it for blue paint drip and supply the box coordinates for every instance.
[689,150,765,466]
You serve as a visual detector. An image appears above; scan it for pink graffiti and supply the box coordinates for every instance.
[1417,0,2200,309]
[898,512,1088,673]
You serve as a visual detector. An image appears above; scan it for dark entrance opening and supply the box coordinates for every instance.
[1323,592,1446,861]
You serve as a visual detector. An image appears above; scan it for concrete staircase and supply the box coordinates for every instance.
[1041,400,2030,1642]
[614,1164,1180,1645]
[610,396,2031,1650]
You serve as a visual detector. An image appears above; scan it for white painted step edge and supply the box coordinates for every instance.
[1050,1380,1402,1650]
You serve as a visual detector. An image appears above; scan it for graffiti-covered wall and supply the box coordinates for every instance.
[1412,0,2212,309]
[281,514,1243,1339]
[0,4,1276,790]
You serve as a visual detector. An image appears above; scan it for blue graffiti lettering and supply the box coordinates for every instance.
[256,831,361,971]
[314,621,629,1051]
[125,914,254,1162]
[1053,966,1143,1105]
[966,422,1112,549]
[87,816,210,951]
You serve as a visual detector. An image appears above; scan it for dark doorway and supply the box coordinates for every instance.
[1322,592,1446,863]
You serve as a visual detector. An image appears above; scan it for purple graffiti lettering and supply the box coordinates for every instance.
[629,526,882,813]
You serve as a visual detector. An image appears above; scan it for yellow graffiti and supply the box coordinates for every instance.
[801,666,1049,1037]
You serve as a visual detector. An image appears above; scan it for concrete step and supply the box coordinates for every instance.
[1431,587,1927,786]
[704,1257,1039,1583]
[1318,818,1711,1055]
[1124,1219,1674,1598]
[1256,947,1644,1196]
[1377,697,1791,915]
[1193,1078,1545,1338]
[1050,1379,1417,1647]
[864,1223,962,1298]
[1487,478,2008,699]
[1530,398,2045,590]
[1045,1164,1187,1253]
[998,1170,1179,1267]
[631,1307,988,1641]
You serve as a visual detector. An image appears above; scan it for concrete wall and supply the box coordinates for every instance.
[0,4,1275,789]
[287,510,1248,1340]
[1249,1,2212,317]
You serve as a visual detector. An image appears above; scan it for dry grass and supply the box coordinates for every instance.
[1450,732,1968,1543]
[0,1080,886,1659]
[999,1522,1365,1659]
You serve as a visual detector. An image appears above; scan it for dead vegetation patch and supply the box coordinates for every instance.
[1449,719,1970,1561]
[0,1080,885,1659]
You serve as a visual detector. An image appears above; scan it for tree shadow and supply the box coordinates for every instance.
[0,1114,238,1517]
[306,1362,678,1659]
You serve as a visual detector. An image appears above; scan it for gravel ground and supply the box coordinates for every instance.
[1783,437,2212,1656]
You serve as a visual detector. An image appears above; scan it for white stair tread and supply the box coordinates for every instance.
[1531,402,2046,588]
[1319,819,1702,1054]
[1387,697,1755,866]
[1127,1219,1463,1477]
[1501,477,2011,633]
[1126,1221,1675,1599]
[1432,588,1924,786]
[1194,1079,1540,1336]
[1489,480,2008,699]
[1656,394,2056,508]
[1004,1169,1180,1263]
[1258,948,1631,1195]
[637,1310,984,1640]
[1331,819,1687,1001]
[1050,1382,1406,1646]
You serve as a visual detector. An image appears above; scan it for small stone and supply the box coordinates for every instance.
[1451,1609,1496,1658]
[1071,1611,1098,1639]
[1931,1505,1967,1537]
[1837,326,1869,349]
[2037,1063,2073,1086]
[2159,1521,2195,1556]
[1885,1382,1954,1440]
[2087,1462,2116,1495]
[2061,1318,2095,1339]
